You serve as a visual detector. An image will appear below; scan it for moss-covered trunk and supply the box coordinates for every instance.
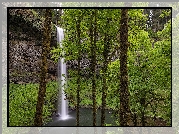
[76,18,81,126]
[119,9,132,126]
[34,9,52,126]
[101,33,110,126]
[90,9,97,126]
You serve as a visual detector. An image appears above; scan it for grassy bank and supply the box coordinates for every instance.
[9,81,58,126]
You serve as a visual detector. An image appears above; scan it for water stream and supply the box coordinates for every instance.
[56,27,68,120]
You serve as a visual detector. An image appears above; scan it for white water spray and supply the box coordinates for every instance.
[56,27,68,120]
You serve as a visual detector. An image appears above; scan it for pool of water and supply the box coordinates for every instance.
[45,108,117,126]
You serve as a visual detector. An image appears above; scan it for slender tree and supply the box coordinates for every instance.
[89,9,97,126]
[76,12,82,126]
[119,9,132,126]
[101,33,108,126]
[34,9,52,126]
[101,18,111,126]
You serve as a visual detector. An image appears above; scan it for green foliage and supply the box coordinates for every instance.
[51,9,121,63]
[157,20,171,39]
[65,75,121,110]
[159,9,171,18]
[9,83,38,126]
[9,81,58,126]
[128,9,148,30]
[3,85,28,134]
[31,9,38,17]
[105,60,120,109]
[50,44,63,62]
[50,8,171,126]
[105,123,112,126]
[128,17,171,124]
[66,76,101,108]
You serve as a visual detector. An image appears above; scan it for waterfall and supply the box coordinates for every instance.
[56,27,68,120]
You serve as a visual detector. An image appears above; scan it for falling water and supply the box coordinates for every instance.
[56,27,68,120]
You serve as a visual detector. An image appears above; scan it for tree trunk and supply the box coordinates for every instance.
[90,9,97,126]
[76,18,81,126]
[34,9,52,126]
[93,9,97,126]
[101,33,110,126]
[119,9,132,126]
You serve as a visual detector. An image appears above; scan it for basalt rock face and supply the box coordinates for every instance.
[9,9,58,84]
[9,32,58,83]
